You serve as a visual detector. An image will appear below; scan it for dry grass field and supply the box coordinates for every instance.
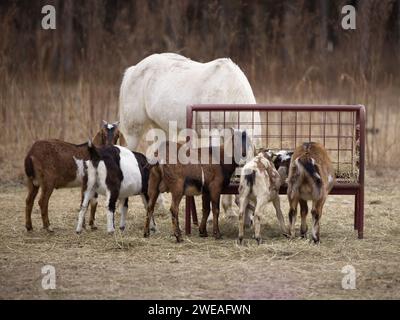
[0,169,399,300]
[1,0,399,301]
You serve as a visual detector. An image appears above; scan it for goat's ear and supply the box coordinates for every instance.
[113,121,120,127]
[118,132,127,147]
[92,131,102,146]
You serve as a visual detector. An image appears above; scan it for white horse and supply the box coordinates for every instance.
[119,53,261,217]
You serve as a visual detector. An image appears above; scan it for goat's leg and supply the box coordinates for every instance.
[142,193,157,233]
[106,191,119,234]
[272,196,288,236]
[299,200,308,238]
[89,193,98,230]
[38,183,55,232]
[254,199,268,245]
[211,193,222,240]
[119,198,128,231]
[170,193,183,242]
[199,193,211,237]
[238,193,250,244]
[144,186,160,238]
[287,196,299,239]
[311,199,325,244]
[25,180,39,231]
[76,189,94,233]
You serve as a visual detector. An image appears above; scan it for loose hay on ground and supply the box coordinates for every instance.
[0,169,399,299]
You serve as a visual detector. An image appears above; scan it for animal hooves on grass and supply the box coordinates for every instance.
[255,238,262,245]
[119,226,125,231]
[214,234,222,240]
[237,238,243,245]
[199,231,208,238]
[45,227,54,233]
[143,233,149,238]
[90,225,98,231]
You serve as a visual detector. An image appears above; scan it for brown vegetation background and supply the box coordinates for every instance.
[0,0,399,183]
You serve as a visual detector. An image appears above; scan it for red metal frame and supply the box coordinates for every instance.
[185,104,366,239]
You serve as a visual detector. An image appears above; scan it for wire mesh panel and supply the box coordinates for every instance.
[185,104,366,239]
[189,105,362,183]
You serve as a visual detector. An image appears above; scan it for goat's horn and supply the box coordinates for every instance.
[102,120,108,126]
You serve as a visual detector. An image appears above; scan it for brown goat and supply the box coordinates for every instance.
[144,129,253,242]
[24,121,125,232]
[287,142,335,243]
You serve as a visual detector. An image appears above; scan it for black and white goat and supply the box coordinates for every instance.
[76,141,154,234]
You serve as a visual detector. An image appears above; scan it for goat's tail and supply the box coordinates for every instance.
[24,155,35,179]
[295,156,322,188]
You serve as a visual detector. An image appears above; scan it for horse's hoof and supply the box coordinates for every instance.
[176,236,183,243]
[237,238,244,245]
[90,225,98,231]
[120,226,125,231]
[26,226,33,232]
[255,237,262,245]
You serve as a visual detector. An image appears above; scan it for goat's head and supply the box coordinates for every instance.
[93,120,126,146]
[231,128,254,166]
[272,150,293,181]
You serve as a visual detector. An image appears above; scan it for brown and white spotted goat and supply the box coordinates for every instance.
[237,151,288,244]
[287,142,335,243]
[24,121,125,232]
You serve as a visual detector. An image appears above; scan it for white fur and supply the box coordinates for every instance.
[277,150,291,161]
[119,53,261,148]
[65,157,86,188]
